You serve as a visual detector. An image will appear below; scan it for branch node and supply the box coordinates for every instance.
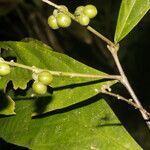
[101,84,111,93]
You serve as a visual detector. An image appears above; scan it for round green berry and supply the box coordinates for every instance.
[0,62,11,76]
[77,14,90,26]
[56,13,71,28]
[75,6,84,15]
[83,5,97,19]
[32,81,47,95]
[53,6,68,17]
[38,71,53,85]
[48,15,59,30]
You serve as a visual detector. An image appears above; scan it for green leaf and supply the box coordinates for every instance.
[0,40,116,115]
[0,40,141,149]
[0,98,141,149]
[0,95,16,115]
[114,0,150,43]
[0,43,32,90]
[0,79,15,115]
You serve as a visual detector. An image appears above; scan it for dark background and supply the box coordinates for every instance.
[0,0,150,149]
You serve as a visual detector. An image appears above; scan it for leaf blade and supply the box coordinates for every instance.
[0,79,15,115]
[0,40,116,115]
[0,95,16,115]
[114,0,150,43]
[0,99,142,149]
[0,40,142,149]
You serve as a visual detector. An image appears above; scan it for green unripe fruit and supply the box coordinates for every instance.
[56,13,71,28]
[53,6,68,17]
[77,14,90,26]
[32,81,47,95]
[0,62,11,76]
[75,6,85,15]
[83,5,97,19]
[38,71,53,85]
[48,15,59,30]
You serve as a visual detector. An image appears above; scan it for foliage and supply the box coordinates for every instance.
[0,99,141,149]
[0,40,141,149]
[0,0,20,16]
[114,0,150,42]
[0,0,150,149]
[0,40,115,115]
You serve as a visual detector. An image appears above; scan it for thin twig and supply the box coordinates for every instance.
[42,0,60,9]
[1,60,121,80]
[42,0,150,129]
[101,89,150,118]
[107,45,150,129]
[87,26,115,48]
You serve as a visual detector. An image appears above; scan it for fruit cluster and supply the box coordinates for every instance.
[32,71,53,95]
[48,5,71,29]
[0,61,53,95]
[48,4,97,29]
[75,4,97,26]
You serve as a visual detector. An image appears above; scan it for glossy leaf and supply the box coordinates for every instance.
[114,0,150,43]
[0,98,141,149]
[0,40,116,115]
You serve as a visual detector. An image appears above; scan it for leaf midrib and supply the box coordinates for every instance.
[117,0,136,40]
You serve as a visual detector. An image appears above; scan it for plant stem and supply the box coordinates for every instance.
[87,26,115,48]
[42,0,150,129]
[101,90,150,118]
[42,0,60,9]
[107,46,150,129]
[1,60,120,80]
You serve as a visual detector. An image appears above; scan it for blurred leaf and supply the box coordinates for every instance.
[0,98,141,149]
[0,0,21,16]
[114,0,150,43]
[0,39,116,115]
[69,24,93,44]
[32,0,43,7]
